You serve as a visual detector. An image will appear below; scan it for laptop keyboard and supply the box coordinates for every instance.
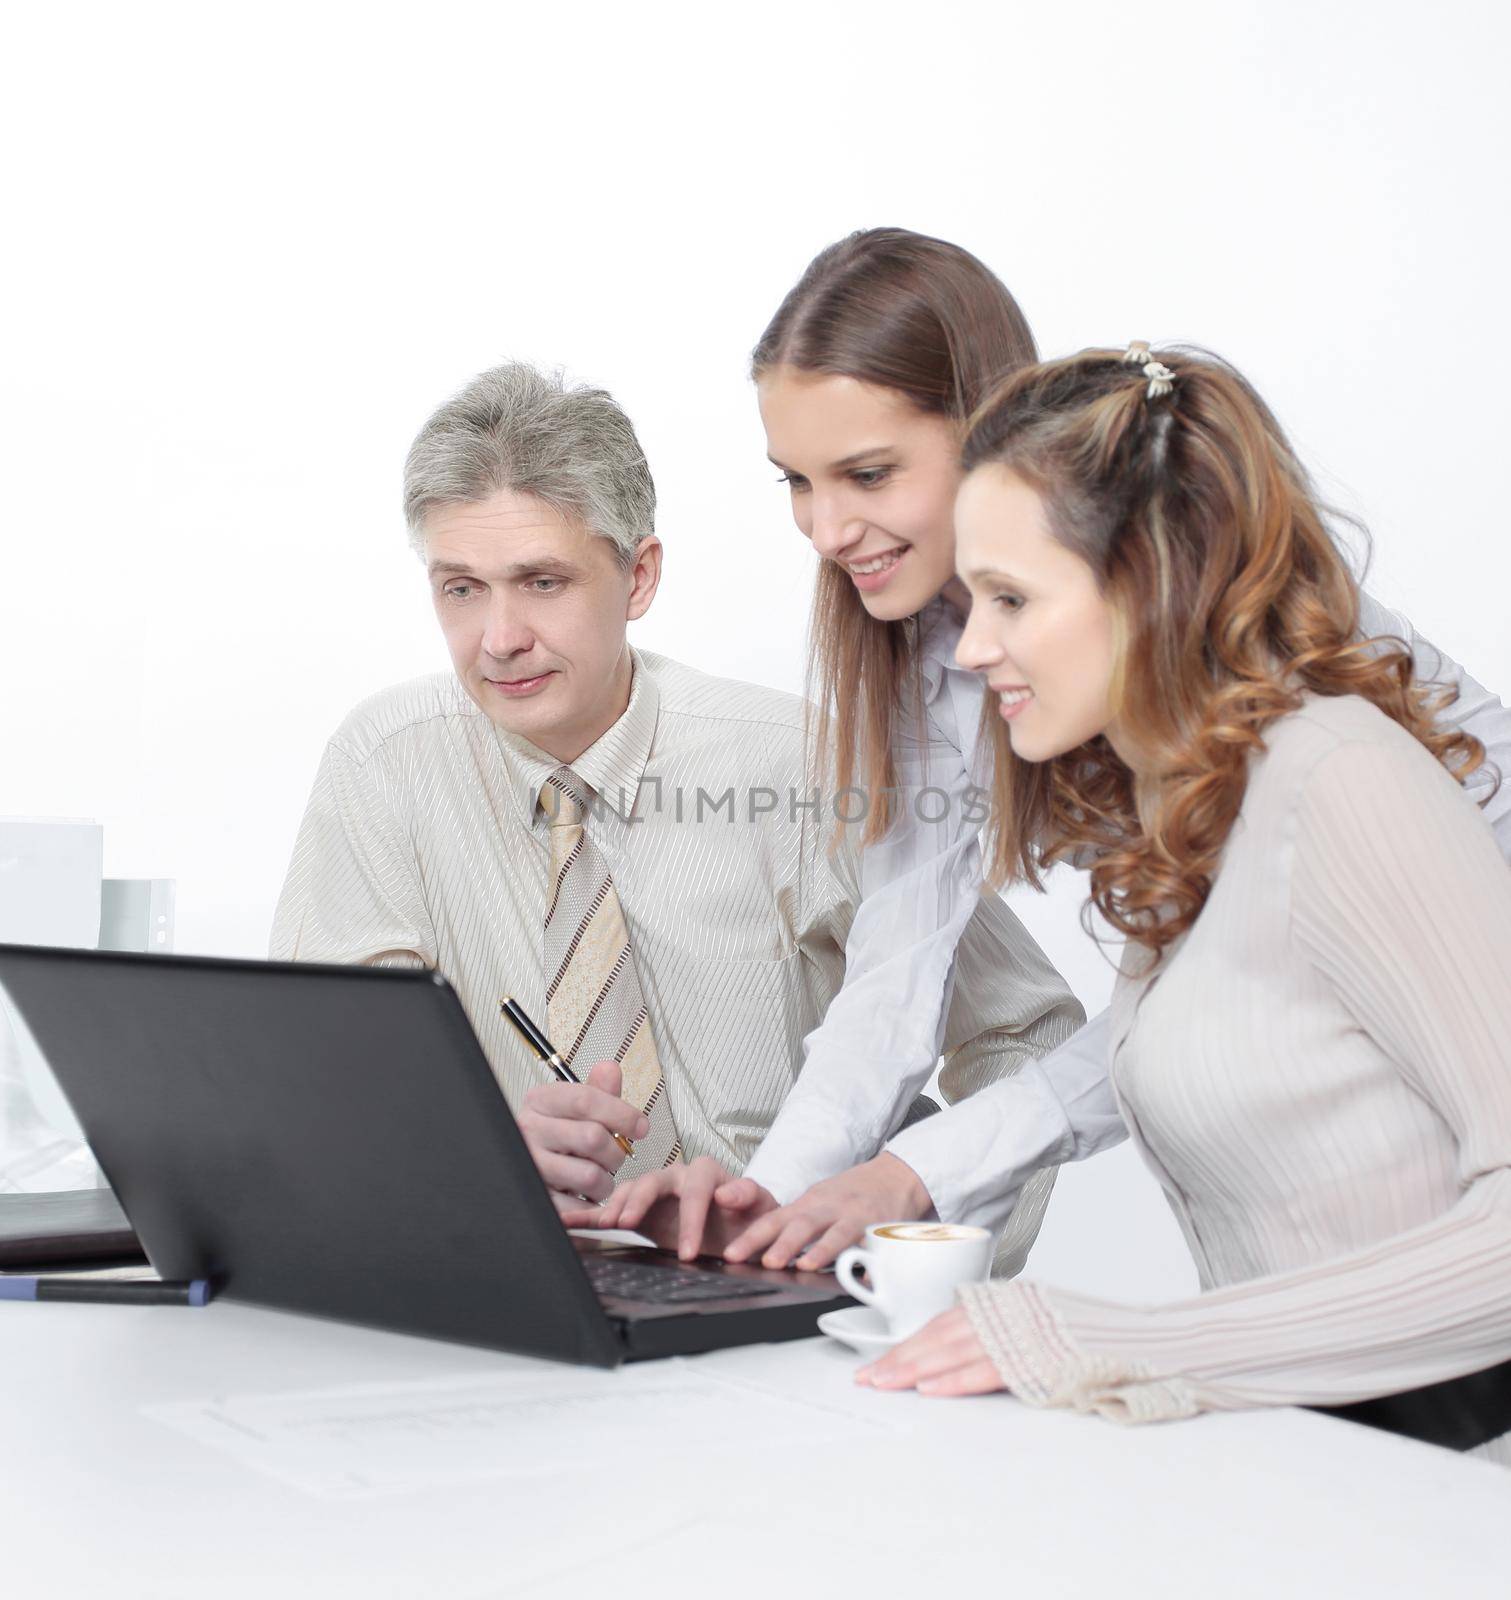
[584,1256,783,1305]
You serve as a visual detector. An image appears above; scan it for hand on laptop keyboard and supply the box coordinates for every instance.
[561,1155,778,1260]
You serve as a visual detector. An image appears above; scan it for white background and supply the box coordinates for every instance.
[3,0,1507,1297]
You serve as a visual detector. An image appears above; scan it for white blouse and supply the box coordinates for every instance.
[744,600,1083,1265]
[959,693,1511,1464]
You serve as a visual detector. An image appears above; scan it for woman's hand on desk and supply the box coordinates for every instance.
[560,1157,780,1261]
[854,1308,1006,1397]
[721,1153,933,1271]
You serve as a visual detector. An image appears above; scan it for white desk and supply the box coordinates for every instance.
[3,1297,1506,1599]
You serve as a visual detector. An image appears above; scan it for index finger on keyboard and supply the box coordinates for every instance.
[713,1177,768,1212]
[678,1171,720,1261]
[723,1207,789,1263]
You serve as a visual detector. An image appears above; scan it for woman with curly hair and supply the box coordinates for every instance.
[859,343,1511,1465]
[592,230,1510,1286]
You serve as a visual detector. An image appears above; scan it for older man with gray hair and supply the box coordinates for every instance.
[271,361,1081,1268]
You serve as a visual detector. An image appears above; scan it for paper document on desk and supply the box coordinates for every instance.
[144,1361,887,1499]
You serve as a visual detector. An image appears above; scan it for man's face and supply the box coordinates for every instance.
[424,489,660,764]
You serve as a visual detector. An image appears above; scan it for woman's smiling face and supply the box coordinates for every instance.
[757,364,965,621]
[953,463,1123,765]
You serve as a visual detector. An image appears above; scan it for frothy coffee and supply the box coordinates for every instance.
[873,1223,988,1242]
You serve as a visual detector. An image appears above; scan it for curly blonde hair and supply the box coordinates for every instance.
[962,345,1491,958]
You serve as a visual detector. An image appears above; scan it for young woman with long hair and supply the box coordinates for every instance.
[580,231,1511,1284]
[575,230,1088,1271]
[859,344,1511,1465]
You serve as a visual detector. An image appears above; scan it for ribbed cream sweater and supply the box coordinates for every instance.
[961,694,1511,1466]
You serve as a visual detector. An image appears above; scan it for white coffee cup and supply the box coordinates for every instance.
[834,1222,993,1340]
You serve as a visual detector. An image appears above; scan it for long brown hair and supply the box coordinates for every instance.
[962,345,1490,957]
[752,228,1036,842]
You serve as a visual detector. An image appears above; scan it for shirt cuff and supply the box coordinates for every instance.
[886,1063,1078,1234]
[745,1044,940,1202]
[959,1281,1202,1425]
[743,1121,859,1205]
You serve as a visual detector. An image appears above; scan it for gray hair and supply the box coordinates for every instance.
[403,362,656,565]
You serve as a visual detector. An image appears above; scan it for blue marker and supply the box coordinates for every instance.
[0,1276,212,1306]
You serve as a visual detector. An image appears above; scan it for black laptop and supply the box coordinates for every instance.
[0,944,851,1364]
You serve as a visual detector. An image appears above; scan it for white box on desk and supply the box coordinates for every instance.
[0,819,106,1183]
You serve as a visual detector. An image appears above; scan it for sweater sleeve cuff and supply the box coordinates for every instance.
[958,1281,1204,1425]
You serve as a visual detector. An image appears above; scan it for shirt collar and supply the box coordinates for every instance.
[916,597,966,704]
[491,649,662,829]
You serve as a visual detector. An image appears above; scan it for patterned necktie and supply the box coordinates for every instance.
[540,766,680,1178]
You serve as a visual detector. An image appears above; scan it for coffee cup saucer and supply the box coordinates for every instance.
[817,1304,902,1356]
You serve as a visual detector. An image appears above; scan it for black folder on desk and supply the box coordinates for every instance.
[0,1188,147,1270]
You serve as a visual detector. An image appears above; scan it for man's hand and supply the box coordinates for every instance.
[517,1059,650,1212]
[722,1152,934,1270]
[854,1306,1006,1396]
[560,1156,779,1260]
